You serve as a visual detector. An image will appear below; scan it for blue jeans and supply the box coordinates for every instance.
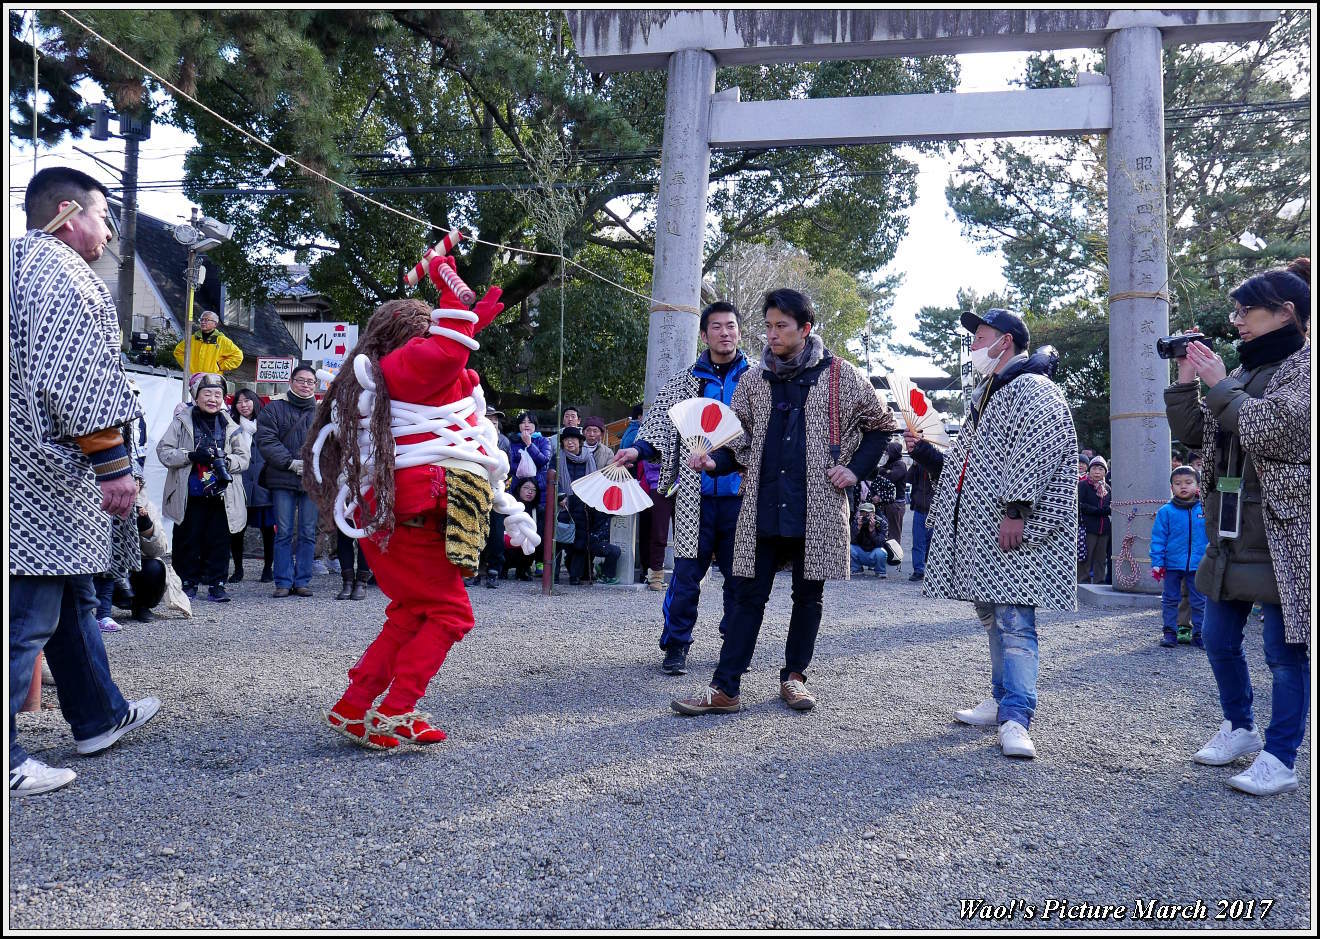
[973,603,1039,729]
[93,574,115,620]
[660,495,739,650]
[850,545,885,574]
[1202,598,1310,768]
[9,575,131,768]
[1161,569,1205,633]
[911,510,930,574]
[272,489,318,589]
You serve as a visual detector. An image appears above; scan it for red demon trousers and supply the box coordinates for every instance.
[341,517,474,713]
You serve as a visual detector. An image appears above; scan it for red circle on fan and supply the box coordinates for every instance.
[700,403,723,433]
[603,486,623,511]
[909,389,928,417]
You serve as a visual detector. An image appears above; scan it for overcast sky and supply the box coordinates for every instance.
[8,48,1051,377]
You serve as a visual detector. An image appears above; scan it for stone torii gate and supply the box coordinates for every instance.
[566,9,1277,596]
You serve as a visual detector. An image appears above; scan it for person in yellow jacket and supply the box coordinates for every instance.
[174,310,243,378]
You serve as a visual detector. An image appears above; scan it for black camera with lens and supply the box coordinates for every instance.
[1155,332,1205,360]
[198,444,233,489]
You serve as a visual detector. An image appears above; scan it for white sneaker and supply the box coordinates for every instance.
[998,720,1036,759]
[311,559,330,576]
[9,758,76,796]
[1192,720,1263,766]
[97,616,123,633]
[954,699,999,727]
[75,696,161,755]
[1227,751,1299,796]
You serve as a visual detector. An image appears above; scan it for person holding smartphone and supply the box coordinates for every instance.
[1164,258,1310,797]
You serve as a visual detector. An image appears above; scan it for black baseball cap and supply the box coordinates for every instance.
[960,307,1030,352]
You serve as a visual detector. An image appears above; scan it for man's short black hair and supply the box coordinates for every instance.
[631,403,643,419]
[762,288,815,328]
[24,166,109,229]
[291,364,317,380]
[700,300,738,333]
[1171,466,1200,484]
[562,405,579,419]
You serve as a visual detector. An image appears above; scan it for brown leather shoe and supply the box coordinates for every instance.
[671,686,741,716]
[780,673,816,711]
[291,586,313,597]
[272,587,291,598]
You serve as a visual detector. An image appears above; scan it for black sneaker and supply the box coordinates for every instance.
[909,571,924,582]
[259,567,274,583]
[183,582,198,599]
[662,645,689,676]
[131,608,155,623]
[207,584,231,603]
[484,573,498,589]
[231,566,245,583]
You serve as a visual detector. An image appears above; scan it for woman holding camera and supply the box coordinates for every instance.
[1164,258,1310,797]
[157,373,251,603]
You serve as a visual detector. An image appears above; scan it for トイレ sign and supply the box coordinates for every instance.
[255,356,296,383]
[302,322,359,375]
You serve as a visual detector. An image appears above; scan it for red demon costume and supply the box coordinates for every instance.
[310,253,538,750]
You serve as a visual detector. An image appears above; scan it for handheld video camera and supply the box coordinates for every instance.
[1155,332,1205,360]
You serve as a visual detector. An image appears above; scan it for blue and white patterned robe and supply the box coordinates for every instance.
[9,230,143,576]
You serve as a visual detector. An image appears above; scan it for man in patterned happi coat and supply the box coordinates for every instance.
[9,167,162,797]
[672,288,898,716]
[611,301,750,677]
[922,308,1077,761]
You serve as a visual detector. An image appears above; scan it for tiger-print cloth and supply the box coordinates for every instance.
[445,468,494,574]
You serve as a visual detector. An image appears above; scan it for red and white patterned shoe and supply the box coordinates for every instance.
[368,709,448,745]
[325,704,399,750]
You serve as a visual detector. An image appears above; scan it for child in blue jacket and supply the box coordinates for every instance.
[1149,466,1209,648]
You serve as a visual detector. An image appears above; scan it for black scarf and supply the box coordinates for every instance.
[1171,495,1200,510]
[194,329,219,345]
[1237,323,1305,370]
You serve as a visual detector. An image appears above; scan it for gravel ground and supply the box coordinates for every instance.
[9,530,1312,930]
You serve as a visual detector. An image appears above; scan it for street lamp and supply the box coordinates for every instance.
[173,207,234,400]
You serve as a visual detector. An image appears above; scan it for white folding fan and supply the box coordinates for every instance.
[885,373,953,449]
[571,463,654,516]
[667,398,743,457]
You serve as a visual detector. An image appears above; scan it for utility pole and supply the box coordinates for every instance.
[90,102,150,348]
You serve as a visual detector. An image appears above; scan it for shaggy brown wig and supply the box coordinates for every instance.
[303,298,434,547]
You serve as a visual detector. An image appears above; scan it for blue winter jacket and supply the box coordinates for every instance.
[1149,498,1209,572]
[692,351,749,498]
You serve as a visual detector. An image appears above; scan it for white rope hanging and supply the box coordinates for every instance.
[311,306,541,553]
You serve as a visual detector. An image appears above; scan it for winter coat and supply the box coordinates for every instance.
[723,347,896,580]
[1077,478,1111,535]
[1149,499,1208,573]
[923,354,1079,611]
[852,516,884,552]
[1165,342,1309,645]
[256,392,318,492]
[236,416,271,509]
[174,328,244,376]
[878,442,908,501]
[156,408,251,533]
[907,456,935,514]
[509,433,553,508]
[635,350,751,560]
[136,491,171,560]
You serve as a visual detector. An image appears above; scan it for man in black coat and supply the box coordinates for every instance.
[255,365,320,597]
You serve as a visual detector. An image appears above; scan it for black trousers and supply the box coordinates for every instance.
[712,536,825,698]
[480,507,503,577]
[231,527,274,574]
[173,496,231,587]
[336,532,370,580]
[111,558,167,615]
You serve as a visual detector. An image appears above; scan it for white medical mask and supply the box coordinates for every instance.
[968,335,1009,377]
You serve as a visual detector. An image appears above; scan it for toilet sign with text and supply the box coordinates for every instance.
[303,322,358,374]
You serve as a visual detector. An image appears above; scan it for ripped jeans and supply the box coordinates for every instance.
[973,603,1039,729]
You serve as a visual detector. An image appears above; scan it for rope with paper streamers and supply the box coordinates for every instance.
[1111,499,1168,589]
[58,10,658,309]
